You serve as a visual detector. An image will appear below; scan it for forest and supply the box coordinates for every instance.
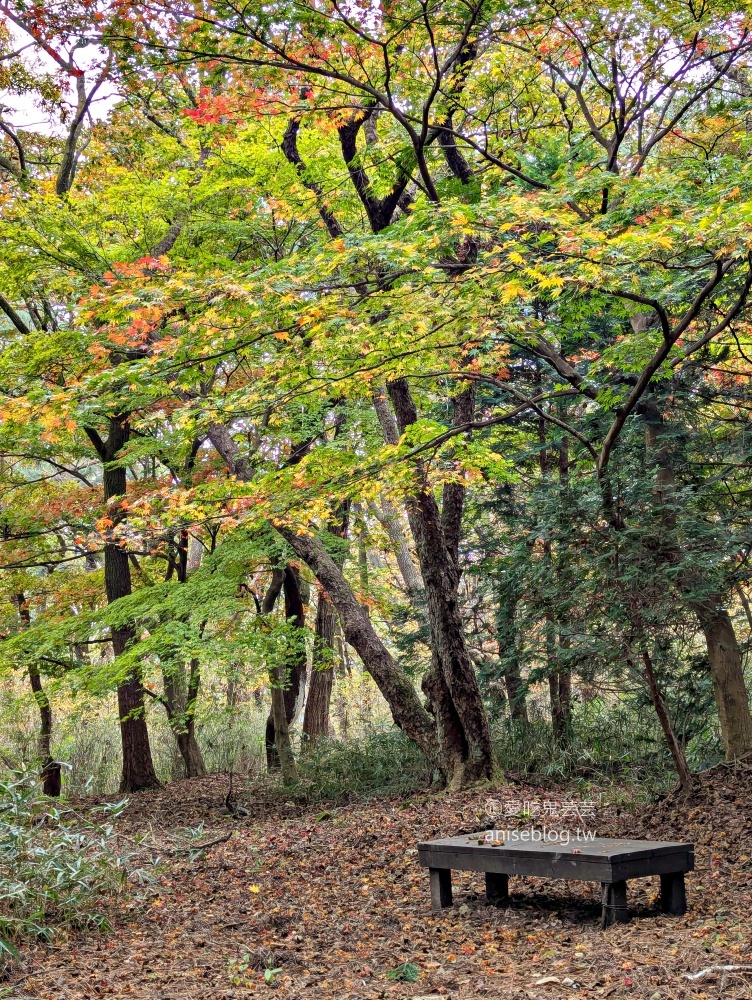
[1,0,752,997]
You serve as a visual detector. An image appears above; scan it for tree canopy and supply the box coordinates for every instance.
[0,0,751,795]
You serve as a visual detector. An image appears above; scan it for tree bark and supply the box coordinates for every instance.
[388,378,493,787]
[495,590,528,722]
[303,589,336,744]
[100,416,159,793]
[692,602,752,760]
[303,504,350,744]
[265,565,307,770]
[206,424,438,765]
[164,657,206,778]
[640,648,693,791]
[158,531,207,778]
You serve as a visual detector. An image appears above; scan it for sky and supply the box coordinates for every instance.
[2,20,118,137]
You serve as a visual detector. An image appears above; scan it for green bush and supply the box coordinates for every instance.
[294,725,431,801]
[491,696,723,792]
[0,771,148,968]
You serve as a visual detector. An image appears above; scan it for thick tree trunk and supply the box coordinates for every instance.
[206,424,438,765]
[422,653,468,788]
[270,681,298,784]
[175,724,206,777]
[693,602,752,760]
[101,417,159,793]
[388,379,493,786]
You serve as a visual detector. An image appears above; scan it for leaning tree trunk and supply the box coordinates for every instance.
[16,594,60,796]
[101,417,159,793]
[206,423,438,766]
[640,647,693,791]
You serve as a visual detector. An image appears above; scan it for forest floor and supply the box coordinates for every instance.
[8,763,752,1000]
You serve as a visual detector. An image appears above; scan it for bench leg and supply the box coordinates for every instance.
[601,881,629,928]
[660,872,687,915]
[485,872,508,904]
[429,868,452,912]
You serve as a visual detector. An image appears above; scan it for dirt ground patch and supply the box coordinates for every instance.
[8,765,752,999]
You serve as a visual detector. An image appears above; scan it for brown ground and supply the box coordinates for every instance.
[8,763,752,1000]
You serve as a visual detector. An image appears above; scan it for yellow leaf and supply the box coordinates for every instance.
[249,885,261,893]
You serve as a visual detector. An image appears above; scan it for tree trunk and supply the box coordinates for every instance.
[496,590,528,722]
[206,423,439,766]
[158,532,207,778]
[175,721,206,778]
[270,680,298,784]
[265,565,307,770]
[303,505,350,745]
[16,595,60,796]
[548,633,572,747]
[693,602,752,760]
[275,525,438,759]
[333,625,350,738]
[164,657,206,778]
[368,497,423,600]
[303,589,336,744]
[262,567,285,768]
[542,421,571,747]
[101,416,159,793]
[555,435,572,742]
[387,378,493,786]
[640,649,693,790]
[29,665,61,796]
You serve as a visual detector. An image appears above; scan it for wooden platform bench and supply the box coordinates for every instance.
[418,832,694,927]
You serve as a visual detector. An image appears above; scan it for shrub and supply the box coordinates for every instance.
[0,771,144,969]
[294,725,432,801]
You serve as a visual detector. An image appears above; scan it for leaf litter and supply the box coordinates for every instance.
[8,764,752,1000]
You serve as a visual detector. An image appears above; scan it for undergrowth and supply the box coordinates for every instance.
[0,772,153,972]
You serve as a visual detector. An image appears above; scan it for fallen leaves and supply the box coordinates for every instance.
[10,768,752,998]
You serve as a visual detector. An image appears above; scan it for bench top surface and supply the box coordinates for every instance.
[418,832,693,865]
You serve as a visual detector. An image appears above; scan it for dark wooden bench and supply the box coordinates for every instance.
[418,832,694,927]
